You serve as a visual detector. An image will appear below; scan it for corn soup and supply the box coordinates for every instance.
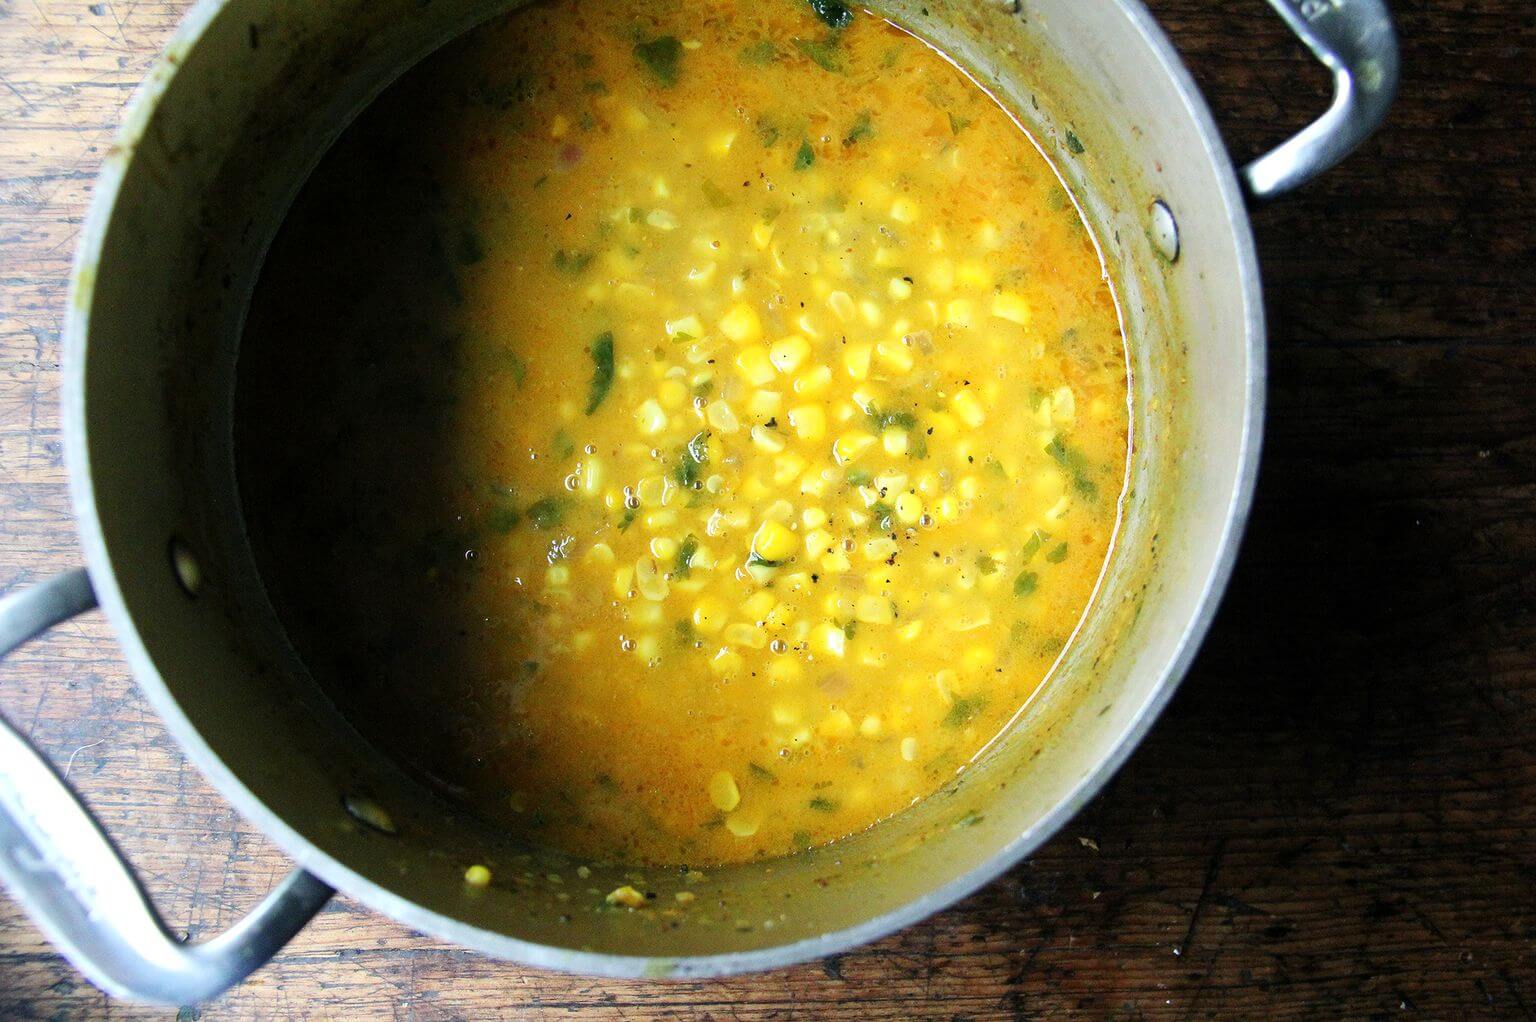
[237,0,1130,866]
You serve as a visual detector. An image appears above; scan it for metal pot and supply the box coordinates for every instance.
[0,0,1397,1003]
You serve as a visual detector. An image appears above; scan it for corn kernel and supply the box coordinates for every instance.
[747,389,782,417]
[752,221,775,249]
[945,299,973,327]
[788,405,826,441]
[751,424,786,453]
[587,542,615,565]
[827,290,856,322]
[951,390,986,428]
[773,452,806,485]
[899,619,924,642]
[743,591,777,620]
[890,197,918,223]
[769,335,810,374]
[752,520,798,562]
[635,557,669,601]
[821,550,852,573]
[935,495,960,521]
[957,261,991,288]
[725,623,767,649]
[693,597,728,634]
[658,378,689,409]
[768,660,802,685]
[706,399,740,433]
[735,344,775,385]
[992,291,1032,325]
[957,475,981,500]
[622,105,650,132]
[709,130,736,157]
[833,431,878,464]
[649,536,678,560]
[710,648,745,676]
[894,493,923,524]
[635,399,668,434]
[720,303,762,343]
[802,508,829,529]
[820,709,854,737]
[666,314,703,339]
[882,428,909,457]
[855,595,894,624]
[901,737,918,761]
[464,864,493,886]
[614,565,635,599]
[708,770,741,811]
[876,338,915,373]
[725,813,760,837]
[888,276,913,300]
[794,365,833,395]
[843,344,873,379]
[811,622,847,658]
[964,645,996,670]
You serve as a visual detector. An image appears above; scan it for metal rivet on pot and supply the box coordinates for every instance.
[169,538,202,596]
[1149,199,1180,264]
[344,793,398,835]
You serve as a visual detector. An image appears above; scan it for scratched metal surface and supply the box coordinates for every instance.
[1,0,1533,1017]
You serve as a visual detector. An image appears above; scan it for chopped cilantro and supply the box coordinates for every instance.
[634,36,682,86]
[1013,570,1038,597]
[585,331,615,414]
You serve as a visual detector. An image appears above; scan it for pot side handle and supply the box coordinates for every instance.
[1242,0,1400,200]
[0,569,334,1005]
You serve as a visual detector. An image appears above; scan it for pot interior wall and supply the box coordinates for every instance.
[72,0,1257,969]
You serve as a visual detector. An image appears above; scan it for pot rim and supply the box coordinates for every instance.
[60,0,1265,979]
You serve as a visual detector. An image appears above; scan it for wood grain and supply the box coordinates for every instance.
[1,0,1532,1017]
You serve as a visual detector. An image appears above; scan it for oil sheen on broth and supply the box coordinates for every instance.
[237,0,1130,866]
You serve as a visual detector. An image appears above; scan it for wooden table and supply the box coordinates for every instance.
[2,0,1532,1016]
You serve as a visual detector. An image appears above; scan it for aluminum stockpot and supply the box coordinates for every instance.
[0,0,1396,1003]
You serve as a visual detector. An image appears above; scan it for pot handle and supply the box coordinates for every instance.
[1242,0,1400,200]
[0,569,334,1005]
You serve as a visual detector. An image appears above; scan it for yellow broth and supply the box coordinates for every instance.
[237,0,1130,866]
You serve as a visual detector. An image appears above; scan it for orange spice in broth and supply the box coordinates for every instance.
[236,0,1131,866]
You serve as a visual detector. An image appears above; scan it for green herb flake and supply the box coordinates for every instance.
[792,36,843,73]
[700,180,732,208]
[1046,542,1070,564]
[943,696,985,728]
[842,111,874,147]
[748,762,779,783]
[674,430,710,488]
[755,117,781,148]
[553,249,593,274]
[842,619,859,640]
[585,331,615,414]
[807,0,853,29]
[674,534,700,578]
[808,796,840,813]
[845,468,872,486]
[1064,129,1086,155]
[792,829,814,850]
[618,507,638,532]
[739,39,780,65]
[1045,436,1099,499]
[634,36,682,86]
[976,554,999,576]
[1013,570,1039,597]
[947,111,972,135]
[793,138,816,171]
[1020,529,1048,562]
[493,347,527,386]
[868,406,917,433]
[746,551,784,569]
[527,497,565,530]
[871,501,895,533]
[953,809,984,829]
[485,506,521,534]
